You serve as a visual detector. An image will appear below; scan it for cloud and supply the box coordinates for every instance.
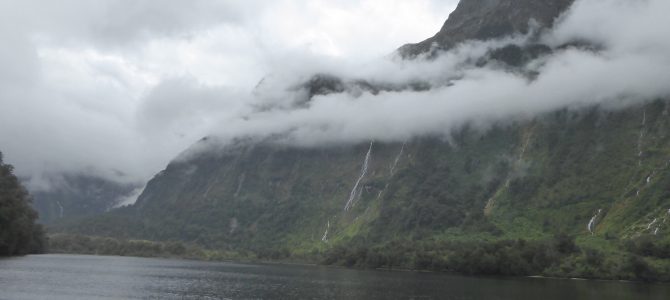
[0,0,456,192]
[4,0,668,198]
[198,0,670,149]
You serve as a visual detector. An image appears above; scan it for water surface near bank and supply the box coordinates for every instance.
[0,254,667,299]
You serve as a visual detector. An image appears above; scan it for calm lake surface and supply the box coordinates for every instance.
[0,254,668,299]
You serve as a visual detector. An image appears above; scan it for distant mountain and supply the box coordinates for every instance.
[0,152,46,256]
[51,0,670,281]
[29,174,141,224]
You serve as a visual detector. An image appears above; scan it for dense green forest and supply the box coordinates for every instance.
[48,233,243,261]
[0,152,46,256]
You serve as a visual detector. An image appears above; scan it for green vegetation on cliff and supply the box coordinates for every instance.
[42,0,670,282]
[50,101,670,281]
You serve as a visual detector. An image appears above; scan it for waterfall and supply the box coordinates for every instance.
[203,173,221,198]
[390,142,406,176]
[234,172,246,198]
[321,220,330,242]
[637,110,646,166]
[229,218,239,234]
[485,132,531,215]
[56,201,64,218]
[344,141,373,211]
[647,218,658,230]
[587,209,602,235]
[656,210,670,235]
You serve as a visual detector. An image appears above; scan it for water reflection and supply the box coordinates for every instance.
[0,254,667,299]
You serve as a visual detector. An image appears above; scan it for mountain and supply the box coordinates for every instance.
[28,175,141,224]
[399,0,574,57]
[0,152,46,256]
[51,0,670,281]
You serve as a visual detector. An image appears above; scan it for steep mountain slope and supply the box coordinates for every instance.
[399,0,574,57]
[51,0,670,281]
[54,102,670,278]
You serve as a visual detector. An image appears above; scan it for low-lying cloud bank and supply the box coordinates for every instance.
[202,0,670,150]
[0,0,454,192]
[2,0,669,196]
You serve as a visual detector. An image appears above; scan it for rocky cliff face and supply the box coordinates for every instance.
[399,0,574,57]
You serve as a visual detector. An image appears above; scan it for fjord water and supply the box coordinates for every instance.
[0,255,667,300]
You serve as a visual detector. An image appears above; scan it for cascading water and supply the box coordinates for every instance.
[587,209,602,235]
[56,201,64,218]
[656,210,670,235]
[234,172,246,198]
[637,110,646,166]
[321,220,330,242]
[344,141,373,211]
[647,218,658,230]
[485,133,531,215]
[203,173,221,198]
[390,142,406,176]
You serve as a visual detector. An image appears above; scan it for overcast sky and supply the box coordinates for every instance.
[1,0,669,196]
[0,0,457,190]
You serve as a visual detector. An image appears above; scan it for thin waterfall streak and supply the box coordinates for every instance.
[647,218,658,230]
[345,141,373,211]
[234,172,246,198]
[588,209,602,235]
[637,110,646,166]
[203,172,222,198]
[390,142,406,176]
[321,220,330,242]
[56,201,64,218]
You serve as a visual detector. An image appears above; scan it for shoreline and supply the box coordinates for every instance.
[39,252,669,285]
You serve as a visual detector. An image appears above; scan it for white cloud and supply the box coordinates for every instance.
[199,0,670,148]
[0,0,457,189]
[4,0,668,196]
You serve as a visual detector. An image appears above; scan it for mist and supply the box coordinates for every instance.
[1,0,669,198]
[0,0,455,192]
[199,0,670,150]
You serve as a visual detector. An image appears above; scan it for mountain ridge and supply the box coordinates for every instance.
[399,0,574,57]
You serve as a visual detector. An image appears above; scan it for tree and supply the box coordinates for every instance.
[0,151,46,256]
